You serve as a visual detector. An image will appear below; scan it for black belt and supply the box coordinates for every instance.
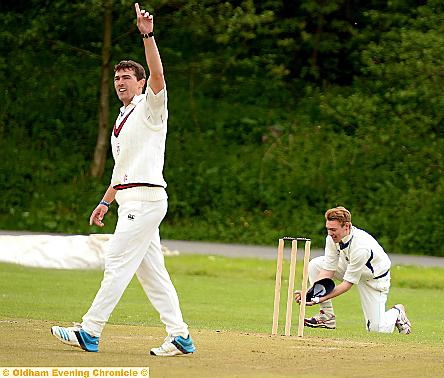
[113,183,164,190]
[374,269,390,279]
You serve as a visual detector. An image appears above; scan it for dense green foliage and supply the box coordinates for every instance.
[0,0,443,255]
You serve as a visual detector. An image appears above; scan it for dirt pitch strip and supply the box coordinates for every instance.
[0,319,442,378]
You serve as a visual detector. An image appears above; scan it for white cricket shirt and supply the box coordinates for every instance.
[110,86,168,204]
[323,226,391,284]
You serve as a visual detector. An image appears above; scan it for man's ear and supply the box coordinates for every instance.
[139,78,147,90]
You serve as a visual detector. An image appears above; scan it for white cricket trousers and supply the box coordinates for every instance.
[81,199,189,338]
[309,256,398,333]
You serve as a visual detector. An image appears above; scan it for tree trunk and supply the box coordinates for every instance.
[90,0,113,178]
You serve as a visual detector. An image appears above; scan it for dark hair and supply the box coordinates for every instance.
[114,60,146,81]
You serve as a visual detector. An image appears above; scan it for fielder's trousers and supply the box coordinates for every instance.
[309,256,398,333]
[81,199,189,338]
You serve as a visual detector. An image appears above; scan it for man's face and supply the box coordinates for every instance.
[114,68,145,106]
[326,220,350,243]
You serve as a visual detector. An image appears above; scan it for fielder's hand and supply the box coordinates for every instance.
[294,290,302,303]
[135,3,154,34]
[294,290,317,306]
[89,204,108,227]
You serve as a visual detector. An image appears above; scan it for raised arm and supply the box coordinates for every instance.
[135,3,165,94]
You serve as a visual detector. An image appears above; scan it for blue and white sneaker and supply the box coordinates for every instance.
[51,324,99,352]
[150,335,196,356]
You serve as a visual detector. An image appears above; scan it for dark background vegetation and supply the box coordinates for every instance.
[0,0,443,255]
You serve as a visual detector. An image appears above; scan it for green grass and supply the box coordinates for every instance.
[1,255,443,345]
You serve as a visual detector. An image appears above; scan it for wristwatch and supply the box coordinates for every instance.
[141,32,154,39]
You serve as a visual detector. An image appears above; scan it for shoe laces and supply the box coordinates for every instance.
[318,310,335,320]
[160,336,175,349]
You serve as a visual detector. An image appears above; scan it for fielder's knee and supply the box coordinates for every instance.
[308,256,324,284]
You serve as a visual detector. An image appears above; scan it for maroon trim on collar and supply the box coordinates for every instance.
[113,107,136,137]
[113,183,164,190]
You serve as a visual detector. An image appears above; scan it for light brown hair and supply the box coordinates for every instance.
[325,206,352,226]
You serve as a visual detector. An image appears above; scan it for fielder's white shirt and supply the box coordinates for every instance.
[110,86,168,204]
[323,226,391,284]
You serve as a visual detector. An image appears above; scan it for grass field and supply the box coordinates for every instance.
[1,255,444,377]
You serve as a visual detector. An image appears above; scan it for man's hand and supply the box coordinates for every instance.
[294,290,302,303]
[294,290,318,306]
[89,204,109,227]
[135,3,154,34]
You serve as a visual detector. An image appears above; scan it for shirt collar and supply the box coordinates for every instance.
[338,226,354,250]
[119,94,144,116]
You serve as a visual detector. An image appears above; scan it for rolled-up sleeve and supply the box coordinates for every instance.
[144,86,168,130]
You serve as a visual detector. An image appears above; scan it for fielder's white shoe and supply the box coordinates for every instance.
[393,304,411,334]
[51,324,99,352]
[304,310,336,329]
[150,335,196,356]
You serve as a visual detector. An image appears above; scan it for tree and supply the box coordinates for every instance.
[316,0,444,252]
[90,0,113,178]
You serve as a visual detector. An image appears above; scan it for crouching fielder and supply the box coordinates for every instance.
[296,206,411,334]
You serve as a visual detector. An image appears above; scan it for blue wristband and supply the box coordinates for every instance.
[99,200,110,208]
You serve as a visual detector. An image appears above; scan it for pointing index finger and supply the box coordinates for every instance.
[135,3,141,16]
